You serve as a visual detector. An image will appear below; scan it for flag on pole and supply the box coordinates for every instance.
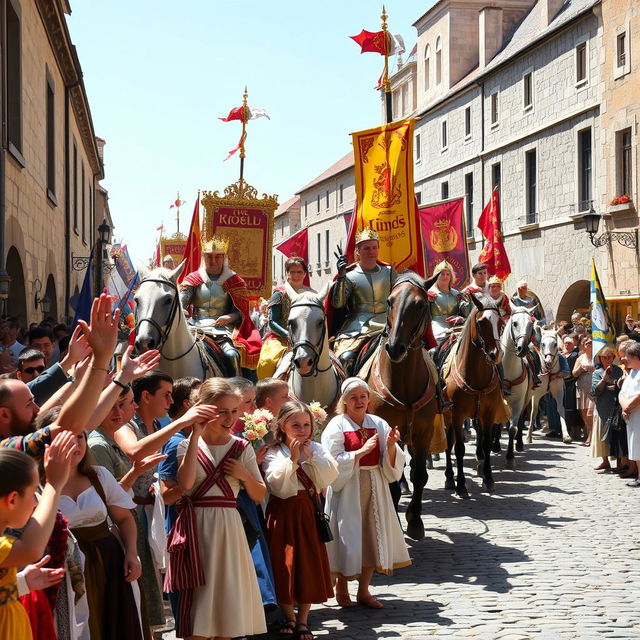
[178,196,202,284]
[224,131,247,162]
[276,228,310,286]
[350,29,387,55]
[219,105,271,122]
[169,199,186,209]
[590,259,616,360]
[477,187,511,280]
[72,249,94,328]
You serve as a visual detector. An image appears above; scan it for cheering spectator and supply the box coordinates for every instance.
[573,335,595,445]
[321,378,410,609]
[27,328,56,367]
[16,349,46,384]
[618,341,640,487]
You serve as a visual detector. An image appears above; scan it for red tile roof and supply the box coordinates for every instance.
[296,151,354,194]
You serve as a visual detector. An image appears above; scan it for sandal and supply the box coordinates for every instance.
[279,620,296,636]
[357,595,384,609]
[335,592,356,608]
[295,622,314,640]
[593,462,611,471]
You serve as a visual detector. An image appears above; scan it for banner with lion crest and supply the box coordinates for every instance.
[351,119,419,271]
[418,197,470,288]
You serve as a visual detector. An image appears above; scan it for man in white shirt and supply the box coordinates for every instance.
[1,317,25,367]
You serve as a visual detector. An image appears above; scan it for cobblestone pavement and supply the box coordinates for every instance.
[162,435,640,639]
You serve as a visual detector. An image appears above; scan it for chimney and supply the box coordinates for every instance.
[479,7,503,69]
[540,0,565,28]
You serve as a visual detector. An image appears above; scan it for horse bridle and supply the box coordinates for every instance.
[135,277,198,361]
[288,300,332,376]
[471,307,501,363]
[504,307,534,354]
[382,281,429,353]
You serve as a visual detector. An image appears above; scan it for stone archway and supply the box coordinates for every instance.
[6,246,27,327]
[45,274,58,322]
[556,280,590,322]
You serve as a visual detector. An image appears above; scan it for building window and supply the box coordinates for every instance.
[464,172,473,235]
[325,229,330,265]
[304,200,308,219]
[424,45,430,91]
[441,120,448,150]
[325,190,329,209]
[441,181,449,200]
[73,140,78,233]
[435,37,442,85]
[401,83,409,116]
[618,128,632,196]
[490,92,499,127]
[578,128,592,212]
[576,42,587,84]
[492,162,501,190]
[616,32,626,68]
[415,133,421,161]
[415,192,422,205]
[316,194,320,213]
[81,163,86,242]
[464,107,471,139]
[523,72,533,110]
[316,232,321,266]
[339,184,344,204]
[7,0,22,157]
[525,150,537,224]
[46,73,55,198]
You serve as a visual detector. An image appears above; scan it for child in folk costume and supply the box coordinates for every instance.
[321,378,411,609]
[263,401,338,640]
[166,379,267,640]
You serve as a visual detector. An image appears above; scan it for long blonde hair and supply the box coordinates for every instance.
[269,400,314,448]
[197,378,240,406]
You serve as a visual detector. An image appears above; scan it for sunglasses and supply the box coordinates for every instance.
[22,365,45,375]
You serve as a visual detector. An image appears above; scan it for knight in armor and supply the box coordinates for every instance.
[179,236,262,376]
[511,279,544,322]
[487,275,511,325]
[327,228,398,376]
[257,256,315,379]
[427,261,466,346]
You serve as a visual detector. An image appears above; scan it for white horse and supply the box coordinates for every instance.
[274,290,341,412]
[133,263,215,380]
[526,330,572,444]
[499,303,537,467]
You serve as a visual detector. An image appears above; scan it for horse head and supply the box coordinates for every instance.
[468,293,503,364]
[506,302,537,357]
[540,329,560,369]
[384,271,437,363]
[133,261,186,353]
[288,292,326,376]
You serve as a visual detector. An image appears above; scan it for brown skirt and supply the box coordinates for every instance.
[266,490,333,605]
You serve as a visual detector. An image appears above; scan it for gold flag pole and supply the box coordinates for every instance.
[175,190,181,235]
[239,86,248,182]
[381,6,392,123]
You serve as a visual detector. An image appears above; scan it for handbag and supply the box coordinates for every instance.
[296,467,333,543]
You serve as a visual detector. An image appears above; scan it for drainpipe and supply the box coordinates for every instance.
[0,3,11,312]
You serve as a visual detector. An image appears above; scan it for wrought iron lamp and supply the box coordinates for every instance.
[583,204,637,249]
[33,279,52,315]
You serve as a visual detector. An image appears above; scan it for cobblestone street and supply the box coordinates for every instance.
[164,434,640,640]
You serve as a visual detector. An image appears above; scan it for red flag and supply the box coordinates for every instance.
[178,197,201,284]
[477,187,511,280]
[154,241,161,268]
[350,29,388,55]
[219,106,246,122]
[277,228,310,286]
[169,198,186,209]
[224,131,247,162]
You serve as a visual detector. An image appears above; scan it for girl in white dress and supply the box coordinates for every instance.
[166,378,267,640]
[321,378,411,610]
[619,341,640,487]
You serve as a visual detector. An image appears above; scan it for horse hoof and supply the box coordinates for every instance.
[456,487,470,499]
[444,478,456,490]
[491,444,501,454]
[505,458,516,470]
[406,520,425,541]
[426,460,434,470]
[515,442,524,452]
[563,437,573,444]
[483,481,495,493]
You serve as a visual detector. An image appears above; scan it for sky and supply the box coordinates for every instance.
[67,1,436,266]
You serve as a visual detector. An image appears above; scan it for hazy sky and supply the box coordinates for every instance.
[67,1,435,265]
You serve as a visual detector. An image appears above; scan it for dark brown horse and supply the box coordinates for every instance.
[362,271,443,540]
[443,294,510,496]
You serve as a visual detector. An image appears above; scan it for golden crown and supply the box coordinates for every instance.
[202,235,229,254]
[488,275,503,285]
[355,228,379,244]
[433,259,454,273]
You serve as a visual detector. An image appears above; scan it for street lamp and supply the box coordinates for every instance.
[98,218,111,245]
[96,218,112,294]
[33,279,52,316]
[582,204,637,249]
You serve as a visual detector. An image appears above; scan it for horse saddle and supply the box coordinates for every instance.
[199,335,235,378]
[353,334,383,375]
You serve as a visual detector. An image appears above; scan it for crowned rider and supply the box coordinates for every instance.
[487,275,511,325]
[328,228,398,376]
[427,260,466,347]
[257,256,316,379]
[179,236,262,376]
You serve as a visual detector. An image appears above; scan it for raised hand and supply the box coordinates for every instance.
[77,294,121,366]
[386,426,401,449]
[44,431,78,490]
[180,404,219,429]
[64,325,92,368]
[120,345,161,383]
[334,245,348,277]
[289,438,301,464]
[132,453,167,475]
[23,555,65,591]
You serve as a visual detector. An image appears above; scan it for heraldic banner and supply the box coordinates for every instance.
[418,197,470,288]
[351,118,419,271]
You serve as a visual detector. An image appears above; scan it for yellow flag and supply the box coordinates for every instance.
[351,119,418,271]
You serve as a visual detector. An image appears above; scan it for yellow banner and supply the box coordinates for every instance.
[351,119,418,271]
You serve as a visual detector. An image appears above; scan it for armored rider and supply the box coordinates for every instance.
[328,228,398,376]
[427,260,466,347]
[179,236,262,376]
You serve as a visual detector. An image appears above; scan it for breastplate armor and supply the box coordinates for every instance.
[430,287,462,342]
[338,265,394,337]
[190,279,234,337]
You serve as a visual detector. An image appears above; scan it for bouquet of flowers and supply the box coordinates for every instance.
[309,401,328,438]
[240,408,273,447]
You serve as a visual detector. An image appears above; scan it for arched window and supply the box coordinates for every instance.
[424,45,431,91]
[436,36,442,85]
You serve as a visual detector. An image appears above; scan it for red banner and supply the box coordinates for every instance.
[478,187,511,280]
[178,197,201,284]
[210,207,270,296]
[418,198,469,288]
[276,227,310,286]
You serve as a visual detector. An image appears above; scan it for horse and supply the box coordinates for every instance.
[525,330,572,444]
[360,271,442,540]
[133,263,223,380]
[496,303,537,467]
[277,290,342,412]
[442,294,509,495]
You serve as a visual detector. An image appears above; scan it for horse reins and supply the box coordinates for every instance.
[471,307,501,364]
[288,301,332,376]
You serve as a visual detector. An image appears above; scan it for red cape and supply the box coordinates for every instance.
[182,271,262,369]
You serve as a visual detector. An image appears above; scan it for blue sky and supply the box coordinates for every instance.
[67,1,435,265]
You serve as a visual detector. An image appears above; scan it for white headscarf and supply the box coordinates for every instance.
[340,377,370,397]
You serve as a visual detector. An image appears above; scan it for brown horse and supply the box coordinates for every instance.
[362,271,444,540]
[443,294,509,496]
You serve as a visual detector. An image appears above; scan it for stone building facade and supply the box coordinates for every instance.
[1,0,108,326]
[272,195,300,287]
